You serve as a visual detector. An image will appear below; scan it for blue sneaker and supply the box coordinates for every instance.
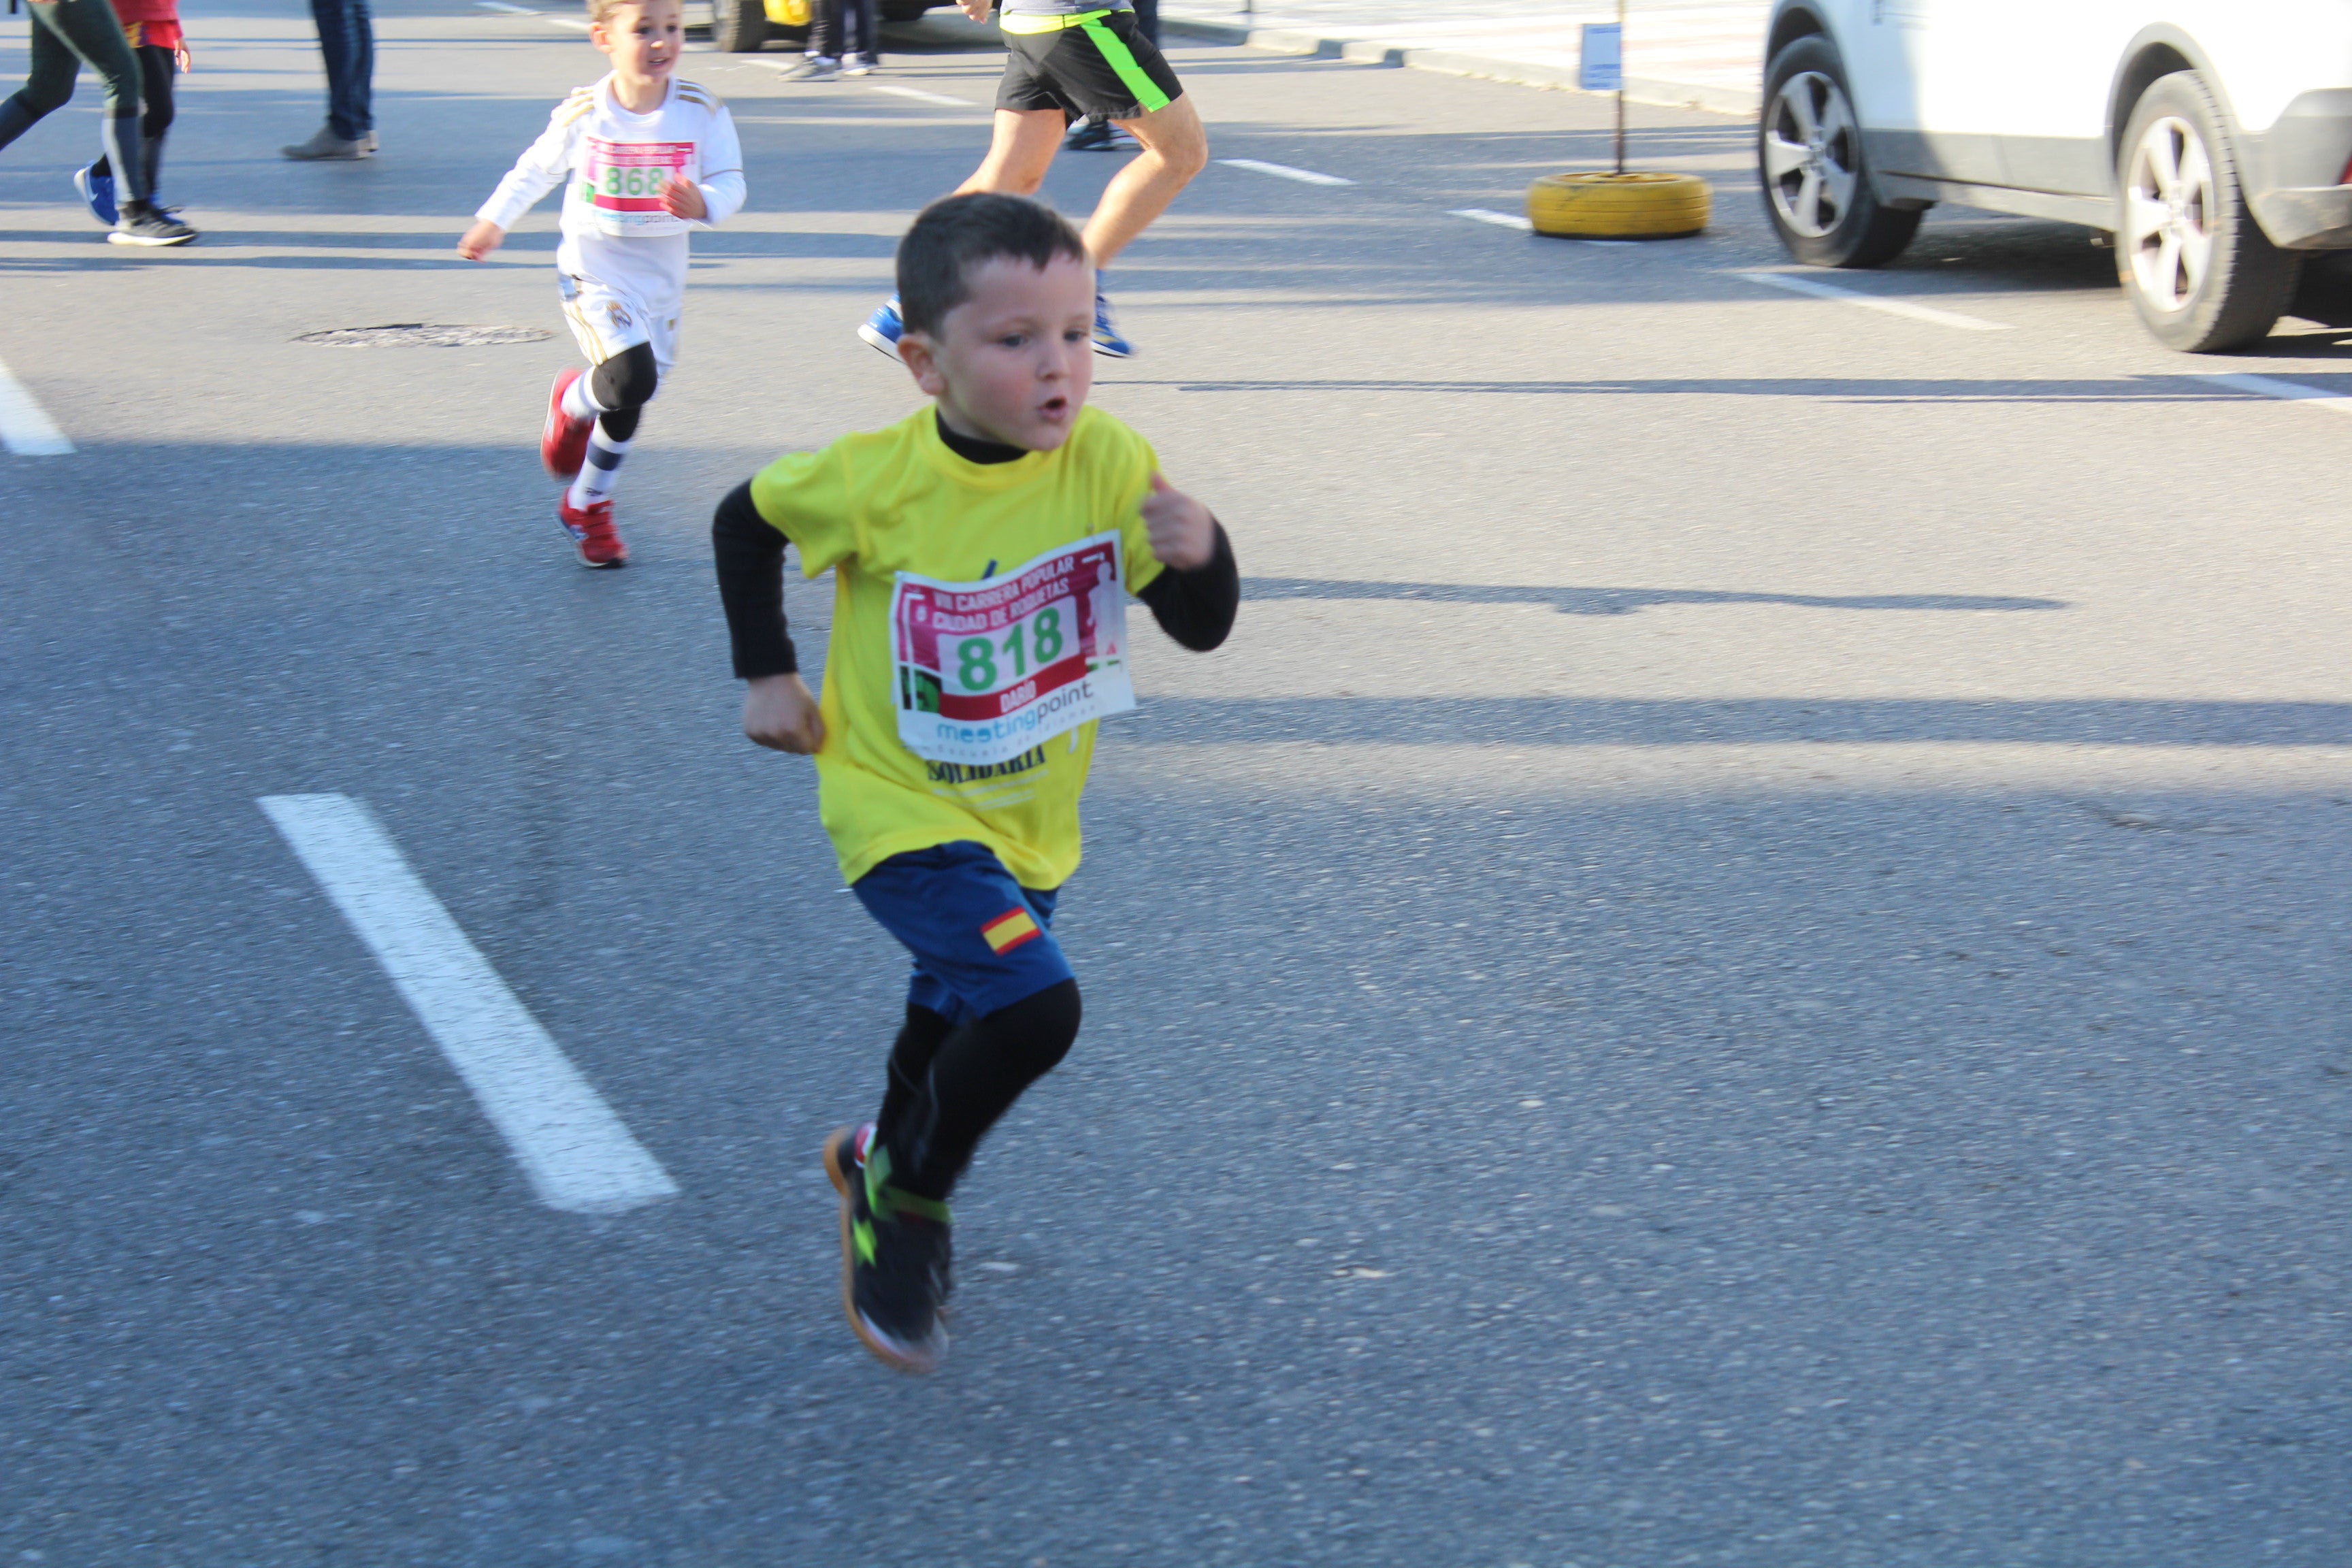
[858,295,904,359]
[74,163,117,227]
[1090,290,1134,358]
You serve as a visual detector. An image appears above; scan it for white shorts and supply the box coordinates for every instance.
[558,274,681,374]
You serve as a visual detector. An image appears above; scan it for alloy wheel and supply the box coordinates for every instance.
[2122,115,2217,316]
[1764,71,1861,238]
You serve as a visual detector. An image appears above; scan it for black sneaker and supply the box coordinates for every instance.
[826,1128,951,1373]
[110,203,197,247]
[1064,116,1113,151]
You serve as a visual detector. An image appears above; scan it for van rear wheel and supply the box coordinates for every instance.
[2117,70,2300,353]
[712,0,768,52]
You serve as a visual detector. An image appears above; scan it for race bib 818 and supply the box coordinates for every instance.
[889,533,1135,767]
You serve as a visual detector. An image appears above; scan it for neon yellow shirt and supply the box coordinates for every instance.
[749,404,1166,889]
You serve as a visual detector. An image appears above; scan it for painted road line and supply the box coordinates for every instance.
[0,353,72,457]
[259,794,679,1216]
[1452,207,1532,231]
[865,82,978,107]
[546,14,592,27]
[1737,270,2011,331]
[1219,158,1354,187]
[473,1,538,12]
[2195,372,2352,415]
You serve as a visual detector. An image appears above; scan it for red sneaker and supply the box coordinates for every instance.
[542,368,594,480]
[557,497,627,568]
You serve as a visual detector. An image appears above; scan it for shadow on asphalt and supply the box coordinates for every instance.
[1126,696,2352,747]
[1246,579,2067,615]
[1128,376,2323,399]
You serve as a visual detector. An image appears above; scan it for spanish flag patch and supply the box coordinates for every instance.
[980,907,1043,954]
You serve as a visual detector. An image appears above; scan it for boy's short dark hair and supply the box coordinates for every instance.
[896,193,1090,336]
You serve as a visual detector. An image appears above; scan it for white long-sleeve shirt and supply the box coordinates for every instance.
[475,74,746,308]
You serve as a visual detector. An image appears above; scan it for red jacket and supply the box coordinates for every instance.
[110,0,180,25]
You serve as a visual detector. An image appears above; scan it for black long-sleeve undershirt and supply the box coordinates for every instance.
[710,478,1241,681]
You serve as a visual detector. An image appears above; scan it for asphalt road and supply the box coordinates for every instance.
[5,3,2352,1565]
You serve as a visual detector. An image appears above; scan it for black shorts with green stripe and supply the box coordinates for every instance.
[997,7,1183,122]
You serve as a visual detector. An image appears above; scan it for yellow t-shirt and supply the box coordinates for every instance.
[749,404,1166,889]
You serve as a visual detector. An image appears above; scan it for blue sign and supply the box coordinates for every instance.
[1580,22,1622,93]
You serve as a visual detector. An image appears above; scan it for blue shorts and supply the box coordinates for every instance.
[851,840,1072,1023]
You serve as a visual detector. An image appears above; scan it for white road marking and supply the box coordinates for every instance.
[1218,157,1354,186]
[1736,270,2011,331]
[1451,207,1532,231]
[473,1,538,12]
[0,353,72,457]
[2195,372,2352,415]
[260,794,679,1217]
[546,14,593,28]
[864,82,977,107]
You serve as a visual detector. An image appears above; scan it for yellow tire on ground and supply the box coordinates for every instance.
[1525,172,1711,239]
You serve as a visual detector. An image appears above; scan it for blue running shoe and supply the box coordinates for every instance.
[858,295,905,359]
[1091,290,1134,358]
[74,163,118,227]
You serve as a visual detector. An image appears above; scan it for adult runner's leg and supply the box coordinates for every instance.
[953,108,1066,200]
[855,108,1067,359]
[1094,91,1205,265]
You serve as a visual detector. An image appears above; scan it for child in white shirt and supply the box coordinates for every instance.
[459,0,745,568]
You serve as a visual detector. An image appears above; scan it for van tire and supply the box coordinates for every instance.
[1759,33,1921,269]
[2117,71,2300,353]
[713,0,768,52]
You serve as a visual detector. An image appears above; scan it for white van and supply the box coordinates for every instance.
[1758,2,2352,350]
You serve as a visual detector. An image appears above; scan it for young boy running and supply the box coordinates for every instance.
[458,0,744,568]
[711,193,1239,1372]
[855,0,1207,361]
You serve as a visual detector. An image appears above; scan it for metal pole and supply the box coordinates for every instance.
[1614,0,1627,174]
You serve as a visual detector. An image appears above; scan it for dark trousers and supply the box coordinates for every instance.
[0,0,152,202]
[308,0,374,140]
[808,0,877,61]
[91,44,174,191]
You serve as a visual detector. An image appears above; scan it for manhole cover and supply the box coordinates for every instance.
[294,323,554,348]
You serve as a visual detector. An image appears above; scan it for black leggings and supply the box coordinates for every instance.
[872,980,1082,1200]
[588,342,659,442]
[89,44,174,191]
[0,0,152,203]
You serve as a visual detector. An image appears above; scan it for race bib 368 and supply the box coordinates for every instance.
[888,533,1134,767]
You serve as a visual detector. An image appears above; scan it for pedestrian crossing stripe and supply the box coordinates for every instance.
[981,908,1042,954]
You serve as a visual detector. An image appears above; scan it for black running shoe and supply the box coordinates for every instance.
[110,203,197,247]
[826,1128,951,1373]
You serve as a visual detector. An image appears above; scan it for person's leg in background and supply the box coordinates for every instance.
[796,0,843,77]
[135,42,173,196]
[80,37,173,221]
[1,0,141,193]
[284,0,376,159]
[840,0,879,73]
[0,7,84,156]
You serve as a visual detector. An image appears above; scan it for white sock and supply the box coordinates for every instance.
[561,370,605,424]
[567,425,632,508]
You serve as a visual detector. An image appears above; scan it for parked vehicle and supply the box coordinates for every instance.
[1759,2,2352,350]
[709,0,941,52]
